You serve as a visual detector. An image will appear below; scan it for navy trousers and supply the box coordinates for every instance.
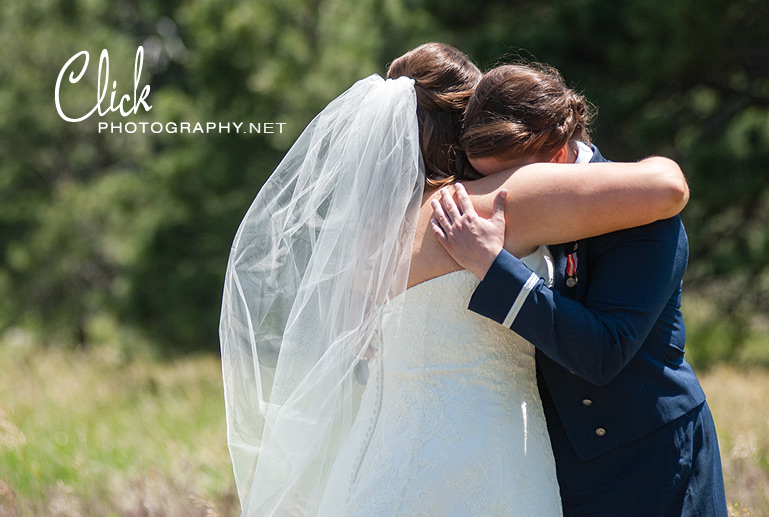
[545,399,728,516]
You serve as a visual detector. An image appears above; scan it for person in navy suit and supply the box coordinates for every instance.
[431,64,728,516]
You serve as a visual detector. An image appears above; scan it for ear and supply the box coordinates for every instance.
[550,142,569,163]
[550,143,571,163]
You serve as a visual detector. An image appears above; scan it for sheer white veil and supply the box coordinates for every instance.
[219,75,424,515]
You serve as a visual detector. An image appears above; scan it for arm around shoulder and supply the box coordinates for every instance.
[639,156,689,218]
[492,157,690,252]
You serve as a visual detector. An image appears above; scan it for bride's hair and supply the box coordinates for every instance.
[461,63,593,162]
[387,42,483,188]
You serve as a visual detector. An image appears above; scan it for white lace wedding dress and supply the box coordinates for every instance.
[317,248,562,516]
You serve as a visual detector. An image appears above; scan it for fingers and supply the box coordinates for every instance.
[454,183,475,215]
[492,189,507,222]
[430,218,448,245]
[430,199,451,234]
[440,187,462,222]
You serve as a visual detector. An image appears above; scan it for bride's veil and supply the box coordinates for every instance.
[219,75,425,514]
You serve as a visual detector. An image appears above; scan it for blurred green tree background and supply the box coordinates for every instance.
[1,0,767,365]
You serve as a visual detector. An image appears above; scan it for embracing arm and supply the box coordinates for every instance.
[432,156,688,277]
[478,157,687,253]
[503,157,686,250]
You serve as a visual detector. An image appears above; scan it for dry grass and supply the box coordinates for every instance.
[0,339,766,516]
[702,366,769,517]
[0,342,238,516]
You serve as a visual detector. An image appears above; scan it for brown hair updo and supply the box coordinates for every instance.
[461,63,593,162]
[387,43,483,188]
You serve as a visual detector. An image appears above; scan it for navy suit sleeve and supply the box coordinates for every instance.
[469,216,687,385]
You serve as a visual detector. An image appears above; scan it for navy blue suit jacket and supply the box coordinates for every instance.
[468,148,705,462]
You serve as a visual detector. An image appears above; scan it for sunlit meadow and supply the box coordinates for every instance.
[0,330,766,516]
[0,332,238,516]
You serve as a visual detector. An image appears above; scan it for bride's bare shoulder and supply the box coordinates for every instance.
[407,188,463,288]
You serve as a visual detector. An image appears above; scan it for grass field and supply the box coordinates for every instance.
[702,366,769,516]
[0,342,238,516]
[0,341,767,516]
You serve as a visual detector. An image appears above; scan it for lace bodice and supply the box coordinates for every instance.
[317,249,562,516]
[392,269,537,374]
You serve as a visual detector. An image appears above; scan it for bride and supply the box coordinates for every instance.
[219,43,688,516]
